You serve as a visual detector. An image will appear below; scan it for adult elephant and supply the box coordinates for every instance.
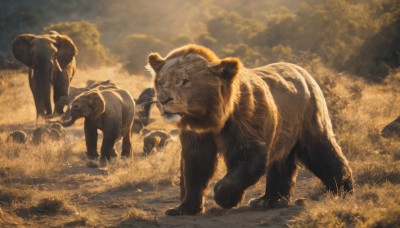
[12,31,78,121]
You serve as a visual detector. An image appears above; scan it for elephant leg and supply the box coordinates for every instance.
[121,131,132,158]
[100,123,119,165]
[84,119,98,160]
[29,71,44,121]
[166,131,218,216]
[53,71,70,114]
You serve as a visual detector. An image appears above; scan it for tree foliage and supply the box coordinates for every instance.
[1,0,398,81]
[44,21,115,68]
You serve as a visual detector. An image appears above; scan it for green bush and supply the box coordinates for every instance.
[43,20,116,68]
[345,6,400,81]
[121,33,169,75]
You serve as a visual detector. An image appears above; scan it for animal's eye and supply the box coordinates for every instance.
[156,79,162,87]
[180,79,190,87]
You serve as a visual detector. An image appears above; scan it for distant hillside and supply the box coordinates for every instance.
[1,0,399,81]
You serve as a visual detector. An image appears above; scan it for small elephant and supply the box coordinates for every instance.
[54,80,119,118]
[32,123,64,144]
[381,116,400,139]
[132,87,156,133]
[12,31,78,121]
[142,129,173,155]
[61,88,135,164]
[8,130,29,144]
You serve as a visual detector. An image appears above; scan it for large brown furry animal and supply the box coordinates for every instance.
[147,44,354,215]
[381,116,400,139]
[60,88,135,164]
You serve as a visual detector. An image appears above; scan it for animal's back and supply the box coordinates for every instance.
[102,89,135,135]
[253,62,334,163]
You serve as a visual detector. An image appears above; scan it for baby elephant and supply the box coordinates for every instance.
[381,116,400,140]
[61,88,135,164]
[142,129,173,155]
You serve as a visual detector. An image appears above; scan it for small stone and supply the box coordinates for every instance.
[86,161,99,168]
[294,198,306,207]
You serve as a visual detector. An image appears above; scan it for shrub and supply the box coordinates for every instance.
[43,20,116,68]
[121,33,169,75]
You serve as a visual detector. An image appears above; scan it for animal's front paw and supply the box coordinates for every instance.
[249,197,289,209]
[165,203,203,216]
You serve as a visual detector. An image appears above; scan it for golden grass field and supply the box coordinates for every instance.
[0,63,399,227]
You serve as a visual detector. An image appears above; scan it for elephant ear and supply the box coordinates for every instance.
[54,34,78,69]
[87,91,105,119]
[12,34,35,67]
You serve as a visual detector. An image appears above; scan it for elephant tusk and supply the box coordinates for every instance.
[54,59,62,72]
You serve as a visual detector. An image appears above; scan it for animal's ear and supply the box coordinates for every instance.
[147,52,165,73]
[12,34,35,67]
[88,91,105,119]
[209,57,241,82]
[54,34,78,69]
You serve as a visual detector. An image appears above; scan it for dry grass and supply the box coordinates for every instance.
[0,65,399,227]
[119,207,159,227]
[290,183,400,227]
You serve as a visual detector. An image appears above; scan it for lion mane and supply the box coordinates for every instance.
[147,44,353,215]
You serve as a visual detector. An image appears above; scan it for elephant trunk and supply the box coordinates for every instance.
[60,115,78,127]
[60,108,82,127]
[33,58,53,118]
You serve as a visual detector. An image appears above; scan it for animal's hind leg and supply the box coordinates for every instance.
[297,135,353,193]
[84,119,98,160]
[121,131,132,158]
[249,144,298,209]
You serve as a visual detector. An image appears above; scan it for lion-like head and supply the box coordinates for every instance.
[147,44,241,132]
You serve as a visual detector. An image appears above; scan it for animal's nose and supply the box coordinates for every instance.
[159,97,173,105]
[157,91,173,105]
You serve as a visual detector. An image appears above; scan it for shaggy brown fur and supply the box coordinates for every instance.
[381,116,400,139]
[60,88,135,164]
[147,44,354,215]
